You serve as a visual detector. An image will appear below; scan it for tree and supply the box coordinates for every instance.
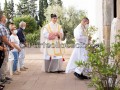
[49,0,62,6]
[29,0,37,17]
[8,0,14,21]
[17,0,37,16]
[56,0,62,6]
[17,0,29,15]
[13,15,37,34]
[38,0,48,26]
[4,0,14,23]
[4,0,8,18]
[49,0,56,5]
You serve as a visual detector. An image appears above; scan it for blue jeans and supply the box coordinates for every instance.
[12,51,19,72]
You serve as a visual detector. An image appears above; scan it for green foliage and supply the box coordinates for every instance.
[56,0,63,6]
[76,34,120,90]
[49,0,62,6]
[4,0,14,21]
[17,0,29,15]
[17,0,37,16]
[62,7,87,43]
[44,5,87,44]
[49,0,56,6]
[44,5,64,22]
[87,26,98,36]
[26,29,40,46]
[13,15,37,34]
[38,0,48,26]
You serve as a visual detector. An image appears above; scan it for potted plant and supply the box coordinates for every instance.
[76,32,120,90]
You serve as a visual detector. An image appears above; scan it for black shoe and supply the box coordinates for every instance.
[5,77,12,81]
[0,84,5,88]
[49,71,58,73]
[81,74,91,79]
[1,79,7,83]
[1,79,11,84]
[57,70,65,73]
[0,86,4,90]
[74,72,84,80]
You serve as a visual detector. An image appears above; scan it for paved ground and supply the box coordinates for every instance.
[4,48,95,90]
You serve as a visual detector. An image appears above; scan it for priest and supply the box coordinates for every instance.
[66,17,91,79]
[41,14,65,73]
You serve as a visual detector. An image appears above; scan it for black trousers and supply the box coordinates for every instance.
[0,50,4,68]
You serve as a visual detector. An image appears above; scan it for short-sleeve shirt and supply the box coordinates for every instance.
[0,23,10,50]
[10,35,20,52]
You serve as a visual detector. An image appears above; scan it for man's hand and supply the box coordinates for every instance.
[49,33,56,40]
[54,32,63,39]
[18,48,21,52]
[9,43,14,50]
[1,36,14,50]
[3,47,7,52]
[1,47,7,52]
[0,46,6,51]
[24,42,27,47]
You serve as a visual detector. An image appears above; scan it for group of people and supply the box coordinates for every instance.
[0,12,92,89]
[0,11,28,90]
[42,14,91,79]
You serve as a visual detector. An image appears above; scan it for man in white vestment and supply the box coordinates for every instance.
[42,14,65,73]
[66,17,91,79]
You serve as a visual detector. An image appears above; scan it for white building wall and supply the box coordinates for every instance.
[94,0,103,43]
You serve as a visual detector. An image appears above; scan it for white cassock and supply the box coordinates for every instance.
[41,21,64,72]
[66,24,89,75]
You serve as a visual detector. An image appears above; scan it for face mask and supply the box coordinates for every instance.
[13,30,18,34]
[85,24,89,29]
[22,27,26,30]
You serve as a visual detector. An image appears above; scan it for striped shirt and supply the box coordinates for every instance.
[0,23,10,50]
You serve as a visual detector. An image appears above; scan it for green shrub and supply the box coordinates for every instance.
[13,15,37,34]
[26,30,40,45]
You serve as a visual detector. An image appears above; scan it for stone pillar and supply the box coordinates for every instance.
[103,0,113,52]
[117,0,120,18]
[117,0,120,42]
